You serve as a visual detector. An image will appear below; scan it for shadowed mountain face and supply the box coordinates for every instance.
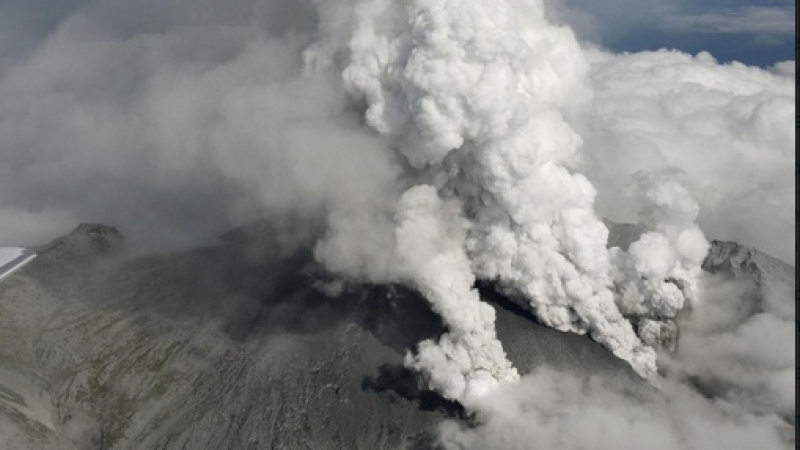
[0,223,789,449]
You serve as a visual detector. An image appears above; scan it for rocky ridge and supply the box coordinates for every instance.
[0,222,648,450]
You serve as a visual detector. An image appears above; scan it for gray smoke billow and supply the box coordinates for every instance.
[0,0,794,447]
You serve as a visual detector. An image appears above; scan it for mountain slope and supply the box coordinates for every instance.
[0,224,645,450]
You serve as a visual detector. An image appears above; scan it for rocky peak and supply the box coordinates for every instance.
[37,223,124,263]
[703,240,761,281]
[702,239,794,287]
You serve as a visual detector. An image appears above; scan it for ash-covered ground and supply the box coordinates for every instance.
[0,222,792,449]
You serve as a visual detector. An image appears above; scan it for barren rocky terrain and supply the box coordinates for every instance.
[0,222,790,449]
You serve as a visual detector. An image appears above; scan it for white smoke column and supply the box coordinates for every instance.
[309,0,716,401]
[316,179,521,403]
[395,185,518,402]
[308,0,667,399]
[611,171,710,318]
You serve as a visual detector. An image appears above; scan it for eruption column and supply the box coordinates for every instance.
[309,0,708,401]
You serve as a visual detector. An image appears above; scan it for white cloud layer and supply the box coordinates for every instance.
[666,271,796,420]
[575,48,795,264]
[439,368,793,450]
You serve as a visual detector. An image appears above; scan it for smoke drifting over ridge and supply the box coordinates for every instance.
[0,0,794,447]
[438,369,793,450]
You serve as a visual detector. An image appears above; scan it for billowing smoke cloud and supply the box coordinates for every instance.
[611,171,709,318]
[440,263,796,449]
[0,0,400,251]
[439,368,793,450]
[0,0,794,442]
[306,0,723,398]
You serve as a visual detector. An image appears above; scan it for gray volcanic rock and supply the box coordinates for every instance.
[35,223,124,262]
[0,223,646,450]
[703,239,794,286]
[700,239,794,327]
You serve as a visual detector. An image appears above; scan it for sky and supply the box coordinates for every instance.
[0,1,793,74]
[546,0,795,67]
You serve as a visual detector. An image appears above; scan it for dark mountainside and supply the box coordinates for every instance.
[0,222,791,449]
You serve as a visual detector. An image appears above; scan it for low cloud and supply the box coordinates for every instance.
[665,273,796,419]
[439,263,795,450]
[439,368,793,450]
[0,0,401,250]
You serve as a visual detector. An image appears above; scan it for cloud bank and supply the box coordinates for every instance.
[575,48,795,264]
[667,267,796,420]
[0,0,401,250]
[439,368,793,450]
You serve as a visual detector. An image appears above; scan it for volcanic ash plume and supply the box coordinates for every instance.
[309,0,707,401]
[395,186,518,402]
[611,172,710,319]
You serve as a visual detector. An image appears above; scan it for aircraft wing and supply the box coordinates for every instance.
[0,248,36,283]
